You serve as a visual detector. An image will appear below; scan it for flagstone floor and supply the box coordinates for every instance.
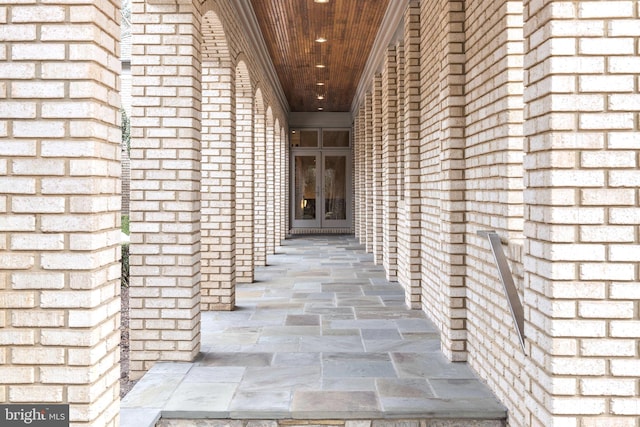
[121,235,506,426]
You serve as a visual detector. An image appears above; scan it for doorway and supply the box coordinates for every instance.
[290,129,352,231]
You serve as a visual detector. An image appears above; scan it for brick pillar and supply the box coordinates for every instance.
[372,76,384,264]
[283,127,290,238]
[523,0,640,425]
[354,110,365,243]
[364,93,374,252]
[400,1,422,309]
[253,97,267,266]
[438,0,467,361]
[201,62,235,310]
[382,47,399,281]
[0,2,121,424]
[236,63,254,284]
[274,123,282,246]
[266,114,275,256]
[129,0,202,377]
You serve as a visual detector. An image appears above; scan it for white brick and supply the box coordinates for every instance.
[581,151,636,168]
[0,330,35,345]
[580,263,635,281]
[609,171,640,187]
[610,359,640,376]
[580,226,635,242]
[580,75,634,93]
[610,208,640,224]
[11,44,65,60]
[11,272,65,290]
[12,159,66,176]
[9,386,64,403]
[40,367,91,384]
[611,398,640,415]
[0,101,36,118]
[609,19,640,36]
[0,253,35,270]
[13,121,65,138]
[40,290,100,309]
[0,215,36,231]
[0,367,34,384]
[41,140,98,157]
[0,178,36,195]
[610,321,640,338]
[580,339,636,357]
[610,282,640,299]
[11,311,64,328]
[579,113,634,130]
[12,196,66,214]
[11,81,65,99]
[551,397,606,415]
[11,234,64,250]
[609,245,640,261]
[578,301,634,319]
[0,26,36,42]
[0,140,37,156]
[579,1,634,18]
[11,6,66,22]
[551,319,606,337]
[11,348,65,365]
[608,132,638,149]
[609,94,640,111]
[580,38,635,55]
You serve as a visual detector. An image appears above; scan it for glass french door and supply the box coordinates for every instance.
[291,150,351,229]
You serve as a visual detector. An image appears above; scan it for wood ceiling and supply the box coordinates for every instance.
[250,0,390,113]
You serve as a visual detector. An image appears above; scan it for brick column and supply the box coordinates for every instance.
[364,93,374,252]
[253,97,267,266]
[372,76,384,264]
[399,1,422,309]
[266,115,275,255]
[274,123,282,246]
[523,0,640,425]
[129,0,202,376]
[236,63,254,284]
[438,0,467,361]
[0,2,121,424]
[382,47,399,281]
[354,110,365,243]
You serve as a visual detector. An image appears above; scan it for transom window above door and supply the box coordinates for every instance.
[290,129,350,148]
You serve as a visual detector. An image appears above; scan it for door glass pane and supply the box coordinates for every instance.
[322,130,350,147]
[294,156,317,220]
[324,156,346,220]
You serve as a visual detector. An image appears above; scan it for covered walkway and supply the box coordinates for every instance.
[121,236,505,426]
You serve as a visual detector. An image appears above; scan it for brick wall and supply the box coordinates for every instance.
[0,1,121,424]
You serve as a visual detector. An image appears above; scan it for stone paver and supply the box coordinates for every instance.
[121,235,506,425]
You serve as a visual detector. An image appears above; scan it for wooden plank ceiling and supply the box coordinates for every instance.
[250,0,390,112]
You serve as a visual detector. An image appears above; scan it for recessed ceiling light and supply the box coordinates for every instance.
[318,107,324,111]
[315,37,327,43]
[314,0,329,3]
[315,64,325,68]
[316,82,325,86]
[317,95,325,100]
